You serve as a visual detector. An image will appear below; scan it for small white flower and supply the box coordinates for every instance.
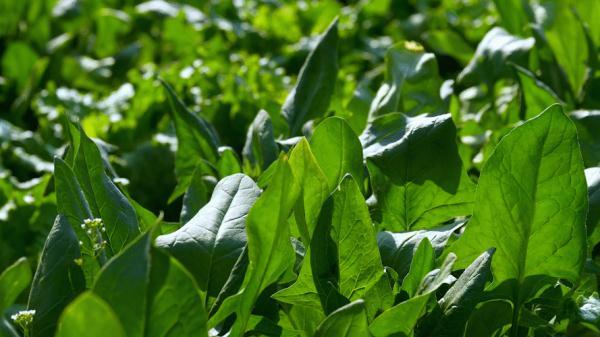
[11,310,35,327]
[80,223,86,229]
[78,241,83,246]
[86,229,92,235]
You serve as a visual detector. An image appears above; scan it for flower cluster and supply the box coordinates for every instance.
[11,310,35,329]
[80,218,107,256]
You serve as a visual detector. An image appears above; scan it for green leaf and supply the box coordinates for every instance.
[571,110,600,167]
[422,30,474,64]
[161,80,220,200]
[72,128,140,254]
[281,18,338,136]
[585,168,600,249]
[313,300,370,337]
[217,146,242,177]
[0,257,31,311]
[539,1,589,99]
[208,156,300,337]
[401,238,435,298]
[457,27,534,87]
[514,65,562,119]
[180,162,216,224]
[377,222,461,280]
[146,248,208,337]
[464,300,512,337]
[156,174,261,297]
[369,254,456,337]
[492,0,528,36]
[311,117,364,192]
[288,138,329,245]
[54,292,126,337]
[451,105,587,317]
[93,231,152,337]
[426,249,495,337]
[369,42,445,119]
[243,109,279,171]
[28,215,86,337]
[274,176,384,313]
[361,113,474,231]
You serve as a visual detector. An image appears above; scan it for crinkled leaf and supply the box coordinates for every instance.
[156,174,260,297]
[361,113,474,231]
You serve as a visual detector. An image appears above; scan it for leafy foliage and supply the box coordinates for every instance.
[1,1,600,337]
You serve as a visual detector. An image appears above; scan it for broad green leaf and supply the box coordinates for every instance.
[313,300,370,337]
[369,42,444,119]
[401,238,435,298]
[161,80,220,200]
[0,258,31,311]
[514,65,562,119]
[54,292,126,337]
[424,249,495,337]
[457,27,534,87]
[93,231,152,337]
[72,128,140,254]
[361,113,474,231]
[288,138,328,245]
[274,176,384,313]
[208,156,300,337]
[146,249,208,337]
[377,222,461,280]
[28,215,86,337]
[281,18,338,136]
[452,105,587,306]
[156,174,260,297]
[571,110,600,167]
[538,1,589,99]
[242,109,279,171]
[585,168,600,249]
[310,117,363,192]
[369,254,456,337]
